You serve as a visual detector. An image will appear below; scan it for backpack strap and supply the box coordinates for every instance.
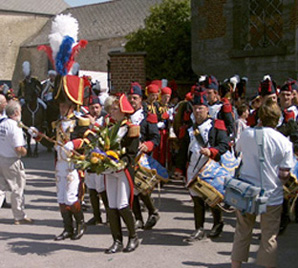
[255,127,265,195]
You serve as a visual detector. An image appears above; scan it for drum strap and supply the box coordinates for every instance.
[192,127,209,172]
[193,123,205,147]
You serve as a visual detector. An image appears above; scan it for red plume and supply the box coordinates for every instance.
[38,45,54,68]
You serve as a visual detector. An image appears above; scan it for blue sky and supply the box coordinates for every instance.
[65,0,109,7]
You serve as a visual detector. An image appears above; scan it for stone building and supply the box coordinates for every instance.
[14,0,163,91]
[191,0,298,94]
[0,0,69,87]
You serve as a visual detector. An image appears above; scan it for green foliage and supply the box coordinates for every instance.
[125,0,195,81]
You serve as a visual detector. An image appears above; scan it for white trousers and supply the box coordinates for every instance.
[105,171,131,210]
[55,160,80,205]
[85,172,105,193]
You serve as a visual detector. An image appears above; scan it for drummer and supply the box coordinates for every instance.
[174,86,229,241]
[127,83,161,230]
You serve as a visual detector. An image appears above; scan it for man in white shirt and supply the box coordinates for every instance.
[0,100,33,224]
[231,100,293,268]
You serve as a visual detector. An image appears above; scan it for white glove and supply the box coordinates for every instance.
[157,121,166,129]
[64,141,74,152]
[60,141,74,159]
[28,127,39,138]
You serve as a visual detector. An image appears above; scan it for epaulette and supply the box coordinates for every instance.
[222,102,232,113]
[284,109,295,123]
[77,116,90,127]
[51,119,59,130]
[81,106,89,115]
[127,123,140,138]
[83,129,96,138]
[214,119,227,131]
[146,113,158,124]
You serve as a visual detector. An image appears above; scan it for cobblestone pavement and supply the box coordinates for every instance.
[0,147,297,268]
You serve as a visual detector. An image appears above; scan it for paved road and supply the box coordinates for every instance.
[0,147,297,268]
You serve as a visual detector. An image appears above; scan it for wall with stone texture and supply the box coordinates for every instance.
[12,37,125,91]
[0,12,49,84]
[191,0,298,95]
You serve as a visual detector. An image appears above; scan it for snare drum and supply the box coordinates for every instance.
[187,158,230,207]
[284,173,298,200]
[134,166,159,195]
[134,153,169,195]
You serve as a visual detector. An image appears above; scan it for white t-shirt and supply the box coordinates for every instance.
[0,118,26,158]
[236,127,294,206]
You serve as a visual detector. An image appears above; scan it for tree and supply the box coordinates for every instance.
[125,0,195,81]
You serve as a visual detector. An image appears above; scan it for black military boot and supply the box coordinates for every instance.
[132,196,144,229]
[185,196,206,242]
[208,207,224,238]
[185,228,206,242]
[140,194,159,230]
[100,190,110,224]
[192,196,205,230]
[105,209,123,254]
[55,210,73,241]
[119,206,139,253]
[87,189,102,225]
[72,210,86,240]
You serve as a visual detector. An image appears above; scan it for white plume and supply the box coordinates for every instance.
[49,14,79,60]
[199,75,207,83]
[230,74,240,92]
[71,62,80,75]
[263,74,271,81]
[161,79,168,88]
[241,76,248,83]
[22,61,31,77]
[230,74,240,85]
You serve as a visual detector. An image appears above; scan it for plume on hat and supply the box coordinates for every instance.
[22,61,31,77]
[38,14,88,76]
[229,74,240,92]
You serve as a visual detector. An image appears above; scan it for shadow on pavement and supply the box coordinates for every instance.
[8,240,103,256]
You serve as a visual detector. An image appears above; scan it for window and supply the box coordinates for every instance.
[236,0,283,51]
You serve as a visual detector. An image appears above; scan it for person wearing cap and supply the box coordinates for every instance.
[276,79,298,234]
[247,75,278,127]
[205,75,235,137]
[41,70,57,103]
[278,79,298,125]
[143,83,161,116]
[104,94,140,254]
[84,95,109,225]
[174,88,229,241]
[18,61,45,109]
[127,83,161,230]
[153,86,172,167]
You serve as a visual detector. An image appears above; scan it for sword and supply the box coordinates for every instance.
[18,121,82,157]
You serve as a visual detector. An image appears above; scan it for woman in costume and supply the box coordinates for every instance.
[104,94,140,254]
